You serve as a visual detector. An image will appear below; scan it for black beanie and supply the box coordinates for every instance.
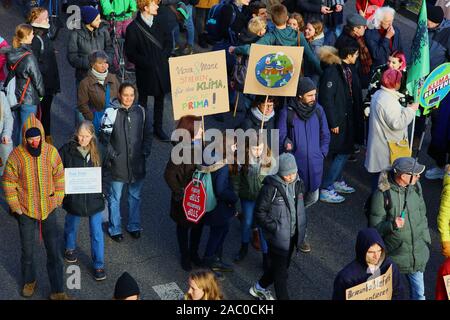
[428,6,444,24]
[25,127,41,138]
[297,77,316,97]
[114,272,140,299]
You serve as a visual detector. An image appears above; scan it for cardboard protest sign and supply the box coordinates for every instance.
[169,50,229,120]
[444,275,450,300]
[346,265,393,300]
[244,44,303,97]
[419,63,450,115]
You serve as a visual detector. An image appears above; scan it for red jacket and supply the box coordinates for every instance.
[0,37,9,82]
[435,258,450,300]
[355,0,384,19]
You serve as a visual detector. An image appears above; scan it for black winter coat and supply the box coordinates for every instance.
[296,0,322,23]
[218,3,250,45]
[67,23,114,81]
[332,228,405,300]
[6,45,45,105]
[238,109,275,148]
[255,175,306,254]
[125,11,172,97]
[101,99,153,183]
[31,27,60,95]
[318,48,355,154]
[59,141,105,217]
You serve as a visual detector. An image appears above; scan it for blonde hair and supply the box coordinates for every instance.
[248,16,267,35]
[74,121,101,167]
[184,270,224,300]
[307,20,324,40]
[12,24,33,48]
[27,7,47,24]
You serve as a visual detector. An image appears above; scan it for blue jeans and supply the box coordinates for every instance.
[173,5,195,47]
[406,271,426,300]
[321,154,350,190]
[16,104,37,144]
[107,179,144,236]
[64,212,105,269]
[241,199,268,254]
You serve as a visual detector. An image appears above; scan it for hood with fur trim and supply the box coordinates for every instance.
[317,46,341,66]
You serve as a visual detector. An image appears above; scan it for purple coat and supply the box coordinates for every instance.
[277,102,330,193]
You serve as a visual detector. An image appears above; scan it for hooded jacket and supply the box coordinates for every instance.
[428,19,450,71]
[67,22,114,81]
[100,98,152,183]
[59,141,105,217]
[318,46,355,154]
[234,27,322,77]
[3,114,64,220]
[100,0,137,21]
[254,174,306,254]
[332,228,405,300]
[437,166,450,244]
[6,45,45,105]
[369,171,431,274]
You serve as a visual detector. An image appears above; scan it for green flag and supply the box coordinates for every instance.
[406,0,430,102]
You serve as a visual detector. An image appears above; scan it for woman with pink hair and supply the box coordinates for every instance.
[364,68,419,192]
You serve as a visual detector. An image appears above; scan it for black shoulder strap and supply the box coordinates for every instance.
[315,107,323,131]
[286,106,295,141]
[383,189,392,212]
[135,19,163,50]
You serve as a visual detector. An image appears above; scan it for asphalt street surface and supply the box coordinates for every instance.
[0,3,445,300]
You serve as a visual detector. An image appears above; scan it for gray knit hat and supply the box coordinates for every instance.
[297,77,316,97]
[278,153,298,177]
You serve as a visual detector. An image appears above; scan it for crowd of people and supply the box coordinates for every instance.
[0,0,449,301]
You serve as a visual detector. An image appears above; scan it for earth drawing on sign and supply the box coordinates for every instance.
[255,52,294,88]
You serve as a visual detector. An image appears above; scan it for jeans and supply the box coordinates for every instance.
[241,199,268,253]
[107,179,144,236]
[204,223,230,258]
[259,239,295,300]
[64,212,105,269]
[15,104,37,145]
[321,153,350,190]
[173,5,195,47]
[406,271,426,300]
[176,223,204,259]
[194,7,208,37]
[17,211,64,293]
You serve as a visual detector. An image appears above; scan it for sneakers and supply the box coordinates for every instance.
[425,167,444,180]
[64,249,77,263]
[182,44,194,55]
[49,292,72,300]
[320,189,345,204]
[333,181,356,194]
[204,256,234,272]
[94,268,106,281]
[348,154,358,162]
[249,283,275,300]
[299,242,312,253]
[21,281,36,298]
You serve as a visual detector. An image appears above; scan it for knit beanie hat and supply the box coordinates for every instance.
[278,153,297,177]
[25,127,41,138]
[80,6,99,25]
[296,77,316,97]
[427,6,444,24]
[114,272,140,299]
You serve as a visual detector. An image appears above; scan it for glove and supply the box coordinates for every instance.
[364,106,370,118]
[442,241,450,258]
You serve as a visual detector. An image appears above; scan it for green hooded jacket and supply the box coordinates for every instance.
[100,0,137,21]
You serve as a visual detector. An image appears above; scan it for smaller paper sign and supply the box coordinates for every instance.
[244,44,303,97]
[169,50,229,120]
[444,274,450,300]
[419,62,450,115]
[183,179,206,223]
[346,265,393,300]
[65,167,102,194]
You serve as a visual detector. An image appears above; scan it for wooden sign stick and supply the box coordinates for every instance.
[233,93,240,118]
[202,115,206,147]
[260,95,269,133]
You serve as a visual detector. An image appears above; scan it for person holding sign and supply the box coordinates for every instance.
[369,157,431,300]
[59,121,106,281]
[332,228,405,300]
[2,114,70,300]
[164,115,205,272]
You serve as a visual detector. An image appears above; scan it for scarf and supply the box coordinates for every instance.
[350,30,372,75]
[141,12,154,28]
[91,68,108,85]
[250,106,275,122]
[289,98,316,121]
[342,63,353,97]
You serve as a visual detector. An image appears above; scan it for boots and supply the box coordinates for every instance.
[233,243,248,263]
[45,135,53,145]
[21,281,36,298]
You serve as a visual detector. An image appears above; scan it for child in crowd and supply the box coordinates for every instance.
[288,12,305,32]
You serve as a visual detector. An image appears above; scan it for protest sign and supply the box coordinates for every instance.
[346,265,393,300]
[244,44,303,97]
[444,275,450,300]
[65,167,102,194]
[183,179,206,223]
[420,63,450,115]
[169,50,229,120]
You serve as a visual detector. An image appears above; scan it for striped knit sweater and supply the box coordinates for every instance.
[3,114,64,220]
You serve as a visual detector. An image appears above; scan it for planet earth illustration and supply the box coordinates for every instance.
[255,52,294,88]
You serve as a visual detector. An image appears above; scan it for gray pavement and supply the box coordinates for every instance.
[0,3,445,300]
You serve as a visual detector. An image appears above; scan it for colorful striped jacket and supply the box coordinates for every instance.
[2,114,64,220]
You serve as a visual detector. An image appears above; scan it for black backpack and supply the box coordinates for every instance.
[205,0,237,44]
